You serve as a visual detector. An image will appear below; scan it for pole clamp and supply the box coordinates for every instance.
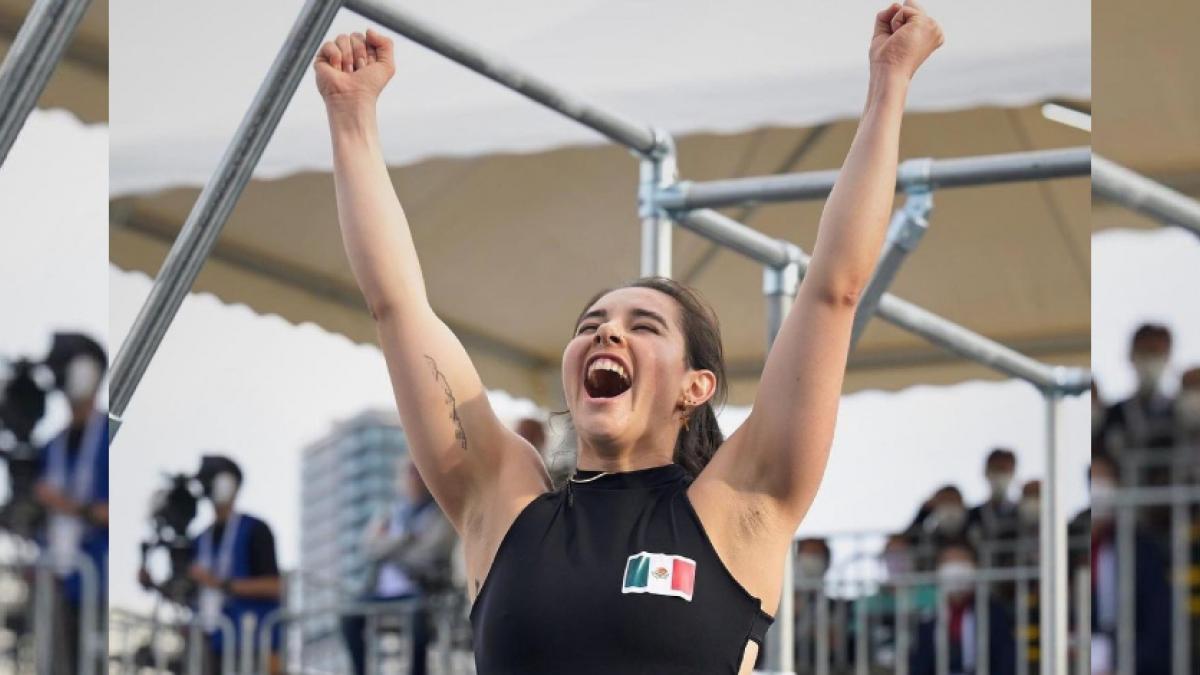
[638,128,678,220]
[763,261,801,297]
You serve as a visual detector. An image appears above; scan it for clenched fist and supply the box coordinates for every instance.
[870,1,945,80]
[314,28,395,105]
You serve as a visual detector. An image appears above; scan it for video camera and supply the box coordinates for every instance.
[140,472,201,605]
[139,455,242,605]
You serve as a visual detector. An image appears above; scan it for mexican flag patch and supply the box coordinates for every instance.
[622,551,696,601]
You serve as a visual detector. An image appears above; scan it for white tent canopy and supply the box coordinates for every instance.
[109,0,1089,196]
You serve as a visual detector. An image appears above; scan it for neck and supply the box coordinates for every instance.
[575,445,674,473]
[575,422,679,473]
[214,505,234,522]
[70,403,95,428]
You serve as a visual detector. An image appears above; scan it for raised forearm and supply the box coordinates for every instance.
[326,101,430,319]
[803,68,910,305]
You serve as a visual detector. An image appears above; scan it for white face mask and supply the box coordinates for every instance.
[934,505,967,533]
[211,472,239,506]
[1132,357,1167,394]
[987,472,1013,498]
[937,560,976,595]
[796,554,826,579]
[1177,390,1200,427]
[63,356,102,404]
[1018,497,1040,525]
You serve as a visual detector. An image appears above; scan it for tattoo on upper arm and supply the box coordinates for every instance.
[424,354,468,452]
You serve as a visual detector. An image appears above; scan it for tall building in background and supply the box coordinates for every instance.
[298,409,408,669]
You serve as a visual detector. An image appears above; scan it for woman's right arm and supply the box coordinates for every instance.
[315,31,550,534]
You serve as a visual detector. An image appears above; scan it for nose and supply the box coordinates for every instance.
[594,322,623,345]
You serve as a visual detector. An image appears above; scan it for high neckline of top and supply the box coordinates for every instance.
[568,463,686,489]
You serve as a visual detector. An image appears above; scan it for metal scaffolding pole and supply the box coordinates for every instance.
[0,0,92,168]
[107,0,345,441]
[1092,154,1200,236]
[1039,392,1068,675]
[344,0,658,156]
[674,209,1090,394]
[762,263,800,674]
[850,186,932,349]
[639,130,677,277]
[657,147,1091,211]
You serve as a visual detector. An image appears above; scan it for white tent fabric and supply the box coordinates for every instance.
[109,0,1089,196]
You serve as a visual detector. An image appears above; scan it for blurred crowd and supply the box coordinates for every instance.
[0,333,109,674]
[784,445,1084,675]
[1089,322,1200,675]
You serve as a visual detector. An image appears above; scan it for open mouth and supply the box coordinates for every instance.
[584,357,632,400]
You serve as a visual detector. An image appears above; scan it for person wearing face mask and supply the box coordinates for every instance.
[785,537,855,673]
[342,456,456,675]
[1087,453,1171,675]
[966,449,1020,556]
[904,486,971,570]
[1100,324,1177,464]
[909,540,1015,675]
[189,455,283,675]
[34,333,109,675]
[1174,367,1200,452]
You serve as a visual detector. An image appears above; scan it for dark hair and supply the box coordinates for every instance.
[796,537,832,565]
[1131,323,1172,349]
[549,276,728,480]
[985,447,1016,469]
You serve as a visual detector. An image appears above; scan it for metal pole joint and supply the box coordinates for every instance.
[890,186,933,252]
[763,261,801,298]
[1047,365,1092,396]
[638,128,678,221]
[897,156,934,192]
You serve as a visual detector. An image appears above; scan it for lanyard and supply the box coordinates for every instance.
[198,513,243,581]
[46,411,104,502]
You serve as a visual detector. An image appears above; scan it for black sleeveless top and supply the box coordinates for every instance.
[470,463,775,674]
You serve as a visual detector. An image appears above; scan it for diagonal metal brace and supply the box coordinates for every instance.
[850,169,934,349]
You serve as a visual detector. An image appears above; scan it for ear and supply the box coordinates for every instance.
[682,368,718,407]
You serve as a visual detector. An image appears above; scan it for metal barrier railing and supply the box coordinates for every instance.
[792,565,1092,675]
[109,607,237,675]
[1093,482,1200,675]
[259,593,470,675]
[0,544,102,675]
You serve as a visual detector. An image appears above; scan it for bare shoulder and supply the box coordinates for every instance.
[460,433,552,603]
[686,427,797,617]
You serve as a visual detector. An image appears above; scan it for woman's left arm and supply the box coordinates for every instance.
[719,2,944,523]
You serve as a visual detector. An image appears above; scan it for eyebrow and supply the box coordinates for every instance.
[578,307,670,331]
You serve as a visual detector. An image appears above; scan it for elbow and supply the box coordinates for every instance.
[366,292,412,323]
[810,278,865,309]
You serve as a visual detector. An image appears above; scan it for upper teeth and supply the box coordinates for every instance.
[588,357,629,383]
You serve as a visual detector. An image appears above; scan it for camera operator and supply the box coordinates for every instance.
[190,456,283,675]
[34,335,108,675]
